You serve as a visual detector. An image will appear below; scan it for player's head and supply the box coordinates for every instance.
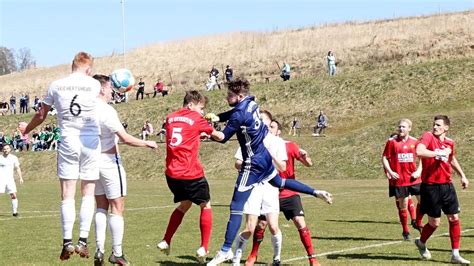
[71,52,93,75]
[93,74,112,102]
[183,90,207,115]
[226,77,250,107]
[432,115,450,136]
[2,144,11,155]
[397,118,412,137]
[270,120,282,137]
[260,110,273,127]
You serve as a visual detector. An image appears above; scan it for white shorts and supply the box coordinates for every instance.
[0,178,17,194]
[243,181,279,216]
[95,153,127,199]
[57,135,100,180]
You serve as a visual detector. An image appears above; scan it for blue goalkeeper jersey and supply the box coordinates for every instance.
[220,96,276,191]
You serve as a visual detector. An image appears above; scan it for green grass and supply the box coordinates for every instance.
[0,179,473,265]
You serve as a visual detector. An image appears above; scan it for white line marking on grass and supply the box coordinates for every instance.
[0,214,59,221]
[282,228,474,263]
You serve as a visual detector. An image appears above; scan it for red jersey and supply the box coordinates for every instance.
[279,141,302,199]
[417,131,455,184]
[165,108,214,180]
[382,136,421,187]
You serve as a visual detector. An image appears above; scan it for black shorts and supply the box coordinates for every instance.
[389,184,421,198]
[420,183,460,218]
[279,195,305,220]
[166,175,210,205]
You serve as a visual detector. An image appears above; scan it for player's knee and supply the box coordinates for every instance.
[428,219,441,228]
[268,224,280,235]
[10,193,17,199]
[293,216,306,229]
[447,214,459,222]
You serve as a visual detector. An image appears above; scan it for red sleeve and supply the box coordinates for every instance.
[417,132,432,149]
[196,115,214,135]
[290,142,303,162]
[382,140,392,158]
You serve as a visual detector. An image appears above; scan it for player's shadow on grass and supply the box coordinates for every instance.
[429,248,474,254]
[326,253,444,262]
[325,219,398,225]
[314,236,400,241]
[212,204,231,208]
[157,255,202,265]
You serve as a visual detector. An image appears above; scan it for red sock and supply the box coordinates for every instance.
[249,226,265,258]
[449,219,461,249]
[420,223,437,244]
[407,198,415,220]
[298,227,315,257]
[200,208,213,251]
[415,203,423,227]
[163,208,185,244]
[399,209,409,233]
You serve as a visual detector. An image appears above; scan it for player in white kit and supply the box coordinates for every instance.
[19,52,101,261]
[92,74,157,266]
[0,144,24,217]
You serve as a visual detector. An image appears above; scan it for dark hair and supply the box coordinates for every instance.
[328,51,332,56]
[260,109,273,121]
[434,115,450,126]
[93,74,110,86]
[183,90,207,106]
[272,119,281,130]
[227,77,250,95]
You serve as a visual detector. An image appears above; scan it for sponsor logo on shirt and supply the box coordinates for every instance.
[397,153,414,163]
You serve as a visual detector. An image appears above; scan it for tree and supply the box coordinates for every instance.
[17,47,36,71]
[0,47,17,75]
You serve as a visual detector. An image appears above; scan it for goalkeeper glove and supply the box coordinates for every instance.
[204,113,220,122]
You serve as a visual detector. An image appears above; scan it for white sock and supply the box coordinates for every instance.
[452,249,460,257]
[109,213,124,256]
[79,196,95,238]
[95,208,108,253]
[11,198,18,214]
[60,199,76,240]
[233,233,248,264]
[271,230,282,261]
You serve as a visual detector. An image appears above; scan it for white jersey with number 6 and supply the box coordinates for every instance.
[43,72,101,136]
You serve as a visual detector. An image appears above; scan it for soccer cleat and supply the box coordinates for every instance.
[414,238,431,260]
[196,246,209,264]
[451,255,471,265]
[402,232,411,241]
[411,220,423,233]
[109,253,130,265]
[75,240,90,258]
[12,213,18,217]
[59,242,75,261]
[94,250,105,266]
[245,255,257,266]
[315,190,333,204]
[272,259,281,266]
[207,249,234,266]
[157,240,170,255]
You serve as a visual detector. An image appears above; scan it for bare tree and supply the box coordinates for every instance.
[17,47,36,71]
[0,47,17,75]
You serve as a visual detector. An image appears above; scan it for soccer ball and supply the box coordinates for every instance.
[110,68,135,93]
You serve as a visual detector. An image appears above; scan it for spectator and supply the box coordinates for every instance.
[136,78,145,100]
[153,79,165,98]
[162,84,170,97]
[327,51,336,76]
[280,62,291,81]
[25,94,30,113]
[156,119,166,142]
[0,100,9,115]
[225,65,233,82]
[20,131,30,152]
[20,94,27,114]
[288,117,300,136]
[9,95,16,114]
[206,74,218,91]
[313,110,328,136]
[141,120,154,140]
[32,96,40,112]
[210,66,221,89]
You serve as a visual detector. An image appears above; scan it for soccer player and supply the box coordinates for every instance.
[157,90,224,263]
[245,119,321,266]
[92,74,158,265]
[0,144,24,217]
[206,78,332,266]
[414,115,470,264]
[19,52,101,260]
[232,110,286,265]
[382,119,423,240]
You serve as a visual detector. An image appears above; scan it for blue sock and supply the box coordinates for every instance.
[221,213,243,251]
[269,175,315,195]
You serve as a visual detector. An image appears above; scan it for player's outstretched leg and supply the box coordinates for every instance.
[269,175,332,204]
[158,208,186,255]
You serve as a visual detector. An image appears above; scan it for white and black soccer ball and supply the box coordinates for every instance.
[110,68,135,93]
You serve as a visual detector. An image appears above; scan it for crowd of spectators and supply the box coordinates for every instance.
[0,124,60,152]
[0,94,43,116]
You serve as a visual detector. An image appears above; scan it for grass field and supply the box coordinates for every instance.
[1,177,473,265]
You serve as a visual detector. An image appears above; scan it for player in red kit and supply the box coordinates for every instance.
[414,115,469,264]
[382,119,423,240]
[157,91,224,263]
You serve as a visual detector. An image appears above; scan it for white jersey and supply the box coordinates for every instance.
[43,72,101,136]
[0,154,19,181]
[235,133,288,165]
[97,101,125,151]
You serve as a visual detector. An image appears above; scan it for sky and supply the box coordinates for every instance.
[1,0,472,67]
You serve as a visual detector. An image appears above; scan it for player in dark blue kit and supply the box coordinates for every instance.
[206,78,332,265]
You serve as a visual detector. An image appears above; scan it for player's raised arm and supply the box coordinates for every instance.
[19,103,51,135]
[297,148,313,167]
[116,130,157,149]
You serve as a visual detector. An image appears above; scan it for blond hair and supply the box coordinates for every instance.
[399,118,412,128]
[71,52,93,71]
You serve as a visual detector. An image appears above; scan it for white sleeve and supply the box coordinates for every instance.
[102,106,124,133]
[13,156,20,167]
[234,147,243,161]
[275,138,288,162]
[43,85,55,107]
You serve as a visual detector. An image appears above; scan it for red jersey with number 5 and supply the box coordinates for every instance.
[417,131,455,184]
[279,141,302,199]
[165,108,214,180]
[383,136,421,187]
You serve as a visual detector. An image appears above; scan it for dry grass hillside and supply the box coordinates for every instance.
[0,10,472,99]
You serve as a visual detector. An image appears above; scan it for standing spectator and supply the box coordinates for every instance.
[32,96,40,112]
[225,65,233,82]
[280,62,291,81]
[141,120,154,140]
[9,94,16,114]
[136,78,145,100]
[0,100,9,115]
[327,51,336,76]
[153,79,165,98]
[313,110,328,137]
[20,94,27,114]
[210,66,221,89]
[25,94,30,113]
[288,117,300,136]
[414,115,470,264]
[157,119,166,143]
[0,144,24,217]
